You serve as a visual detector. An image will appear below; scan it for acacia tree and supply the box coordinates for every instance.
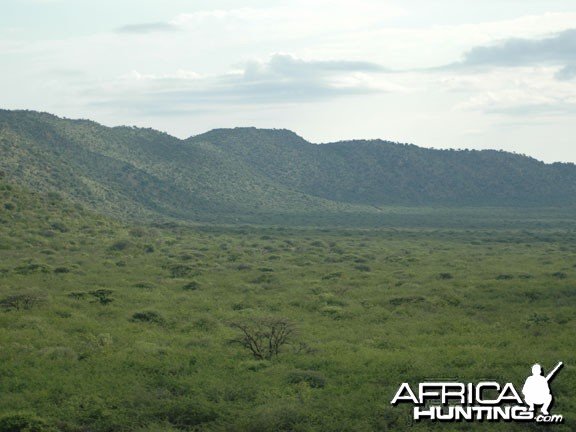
[231,317,295,360]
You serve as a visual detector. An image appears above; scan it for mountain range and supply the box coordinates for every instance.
[1,109,575,225]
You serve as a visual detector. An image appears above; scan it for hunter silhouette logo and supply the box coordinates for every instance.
[522,362,563,416]
[391,361,564,424]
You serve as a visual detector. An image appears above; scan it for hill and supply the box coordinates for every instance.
[0,130,575,430]
[1,109,576,224]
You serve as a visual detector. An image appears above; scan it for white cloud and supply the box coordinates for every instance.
[458,28,576,67]
[453,67,576,115]
[116,22,180,34]
[81,53,404,119]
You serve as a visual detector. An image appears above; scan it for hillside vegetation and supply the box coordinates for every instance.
[2,109,576,225]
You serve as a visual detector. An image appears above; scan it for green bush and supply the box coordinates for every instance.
[169,265,198,278]
[109,239,131,251]
[0,413,56,432]
[182,281,200,291]
[14,263,51,275]
[287,370,327,388]
[244,404,309,432]
[0,292,46,311]
[131,310,165,324]
[89,289,113,305]
[155,399,217,429]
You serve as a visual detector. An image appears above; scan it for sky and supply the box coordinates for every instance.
[2,0,576,163]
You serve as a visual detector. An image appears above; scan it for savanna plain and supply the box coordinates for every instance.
[0,182,575,431]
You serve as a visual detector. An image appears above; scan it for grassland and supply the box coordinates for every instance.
[0,182,575,431]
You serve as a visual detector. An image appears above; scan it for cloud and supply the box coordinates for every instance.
[85,54,396,115]
[242,54,388,80]
[555,64,576,81]
[115,22,179,34]
[452,66,576,116]
[437,28,576,116]
[459,28,576,67]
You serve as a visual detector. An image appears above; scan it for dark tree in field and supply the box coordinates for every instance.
[231,317,295,360]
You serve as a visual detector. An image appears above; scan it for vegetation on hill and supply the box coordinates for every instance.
[2,109,576,225]
[2,107,575,431]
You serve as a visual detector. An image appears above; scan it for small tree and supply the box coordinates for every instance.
[89,289,114,305]
[0,292,46,311]
[231,317,295,360]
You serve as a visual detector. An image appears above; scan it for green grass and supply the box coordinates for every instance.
[1,183,575,431]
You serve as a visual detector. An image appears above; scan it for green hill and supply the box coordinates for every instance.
[1,136,575,430]
[2,109,576,224]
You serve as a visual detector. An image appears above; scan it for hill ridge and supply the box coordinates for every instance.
[2,109,576,224]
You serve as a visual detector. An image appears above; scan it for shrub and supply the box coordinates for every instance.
[131,311,165,324]
[89,289,114,305]
[251,274,275,284]
[157,399,217,429]
[129,227,147,238]
[0,412,56,432]
[287,370,326,388]
[354,265,371,272]
[389,296,425,306]
[244,404,308,432]
[169,265,198,278]
[54,267,70,274]
[132,281,155,289]
[182,281,200,291]
[14,262,51,275]
[0,292,46,311]
[231,317,295,360]
[39,346,77,361]
[110,239,131,251]
[322,272,343,280]
[50,222,68,233]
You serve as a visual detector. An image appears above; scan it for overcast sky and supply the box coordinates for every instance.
[2,0,576,162]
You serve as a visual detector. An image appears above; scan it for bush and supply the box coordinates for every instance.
[231,317,295,360]
[133,282,155,289]
[0,292,46,311]
[355,265,371,272]
[54,267,71,274]
[244,404,309,432]
[131,311,165,324]
[110,239,131,251]
[182,281,200,291]
[169,265,199,278]
[389,296,425,306]
[156,399,217,429]
[287,370,326,388]
[14,263,51,275]
[89,289,113,305]
[0,412,56,432]
[50,222,68,233]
